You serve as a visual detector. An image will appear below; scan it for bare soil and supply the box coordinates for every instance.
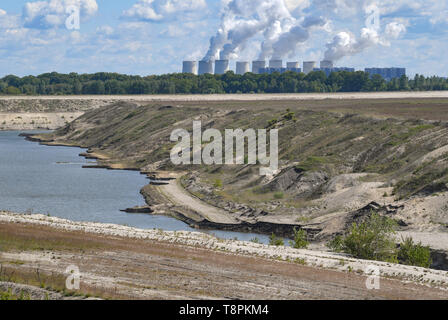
[1,218,447,300]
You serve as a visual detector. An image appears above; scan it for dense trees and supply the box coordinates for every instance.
[0,71,447,95]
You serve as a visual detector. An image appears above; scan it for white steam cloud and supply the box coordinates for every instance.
[203,0,322,61]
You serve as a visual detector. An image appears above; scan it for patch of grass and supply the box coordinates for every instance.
[273,192,284,200]
[0,288,30,300]
[295,156,328,172]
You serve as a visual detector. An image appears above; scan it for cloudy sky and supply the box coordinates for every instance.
[0,0,447,77]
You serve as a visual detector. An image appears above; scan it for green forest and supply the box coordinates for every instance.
[0,71,447,95]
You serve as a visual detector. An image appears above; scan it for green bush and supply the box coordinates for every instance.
[398,237,432,268]
[213,179,223,188]
[273,192,284,199]
[269,233,284,246]
[290,228,309,249]
[327,212,398,263]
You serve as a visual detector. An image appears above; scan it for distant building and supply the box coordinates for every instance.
[313,67,355,77]
[365,68,406,81]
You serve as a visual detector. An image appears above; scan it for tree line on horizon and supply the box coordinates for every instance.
[0,71,447,95]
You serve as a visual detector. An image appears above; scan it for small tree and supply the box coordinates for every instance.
[398,237,432,268]
[269,233,284,246]
[290,228,309,249]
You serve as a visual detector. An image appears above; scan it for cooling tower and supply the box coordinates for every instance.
[182,61,198,74]
[236,61,250,75]
[252,61,266,74]
[198,60,214,75]
[303,61,317,74]
[269,60,283,69]
[214,60,230,75]
[287,62,300,69]
[320,60,334,69]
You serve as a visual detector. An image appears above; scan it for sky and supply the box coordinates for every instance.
[0,0,447,78]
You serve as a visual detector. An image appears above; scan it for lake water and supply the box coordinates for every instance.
[0,131,270,243]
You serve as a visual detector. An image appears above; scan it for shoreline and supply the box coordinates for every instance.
[21,132,310,239]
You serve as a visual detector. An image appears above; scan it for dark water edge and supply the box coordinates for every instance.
[0,131,271,244]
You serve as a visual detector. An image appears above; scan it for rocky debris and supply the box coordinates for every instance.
[324,173,373,194]
[120,206,153,214]
[345,201,408,231]
[265,167,329,197]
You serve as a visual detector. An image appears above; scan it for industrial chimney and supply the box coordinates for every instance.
[252,61,266,74]
[182,61,198,74]
[215,60,230,75]
[198,60,214,75]
[303,61,317,74]
[236,62,250,75]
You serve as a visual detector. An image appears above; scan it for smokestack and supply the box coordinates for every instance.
[236,61,250,75]
[303,61,317,74]
[198,60,214,75]
[320,60,334,69]
[252,61,266,74]
[214,60,230,75]
[269,60,283,69]
[182,61,198,74]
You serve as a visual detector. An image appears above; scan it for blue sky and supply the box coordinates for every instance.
[0,0,447,77]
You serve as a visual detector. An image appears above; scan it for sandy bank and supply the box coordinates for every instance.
[1,92,448,102]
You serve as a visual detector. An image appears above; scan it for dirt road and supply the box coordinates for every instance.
[156,177,239,224]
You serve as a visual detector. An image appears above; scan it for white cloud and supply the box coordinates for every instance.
[23,0,98,29]
[122,0,207,22]
[385,22,406,39]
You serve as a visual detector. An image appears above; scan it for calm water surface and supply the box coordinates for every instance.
[0,131,270,243]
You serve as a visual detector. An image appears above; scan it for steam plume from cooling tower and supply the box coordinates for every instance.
[271,16,326,60]
[202,0,294,61]
[323,4,407,62]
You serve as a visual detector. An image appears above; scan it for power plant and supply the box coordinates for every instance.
[215,60,230,75]
[236,62,250,75]
[303,61,317,74]
[198,60,213,75]
[252,61,266,74]
[182,61,197,75]
[182,59,406,80]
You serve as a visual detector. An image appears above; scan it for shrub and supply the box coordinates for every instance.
[273,192,284,199]
[290,228,309,249]
[398,237,432,268]
[327,212,398,263]
[213,179,223,188]
[269,233,284,246]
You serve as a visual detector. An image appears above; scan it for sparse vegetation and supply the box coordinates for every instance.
[327,212,398,263]
[290,228,309,249]
[398,237,432,268]
[269,233,284,247]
